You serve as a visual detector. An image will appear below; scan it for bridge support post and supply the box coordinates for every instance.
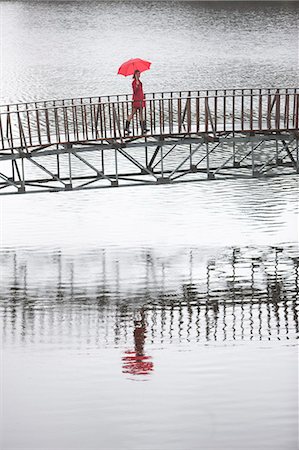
[275,141,283,165]
[233,140,240,167]
[21,157,26,192]
[114,149,119,185]
[145,137,148,168]
[205,143,215,179]
[251,142,258,177]
[206,143,210,179]
[56,154,60,178]
[67,150,72,189]
[152,146,171,182]
[232,136,236,166]
[11,149,15,182]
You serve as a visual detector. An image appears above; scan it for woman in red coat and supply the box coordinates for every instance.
[125,70,148,135]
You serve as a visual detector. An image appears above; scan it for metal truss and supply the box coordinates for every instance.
[0,131,298,195]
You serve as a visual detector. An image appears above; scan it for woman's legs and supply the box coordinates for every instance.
[127,108,137,122]
[139,108,149,133]
[125,108,137,133]
[125,107,148,134]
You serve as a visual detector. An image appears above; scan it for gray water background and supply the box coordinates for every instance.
[0,1,298,449]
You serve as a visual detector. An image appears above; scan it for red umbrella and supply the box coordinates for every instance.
[117,58,151,77]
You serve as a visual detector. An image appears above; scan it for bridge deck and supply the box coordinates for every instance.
[1,122,296,152]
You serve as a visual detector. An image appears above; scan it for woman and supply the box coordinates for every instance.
[125,70,148,135]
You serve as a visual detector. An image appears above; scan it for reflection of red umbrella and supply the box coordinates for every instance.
[122,351,154,376]
[117,58,151,77]
[122,314,154,378]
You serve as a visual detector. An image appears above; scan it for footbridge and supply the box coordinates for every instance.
[0,87,298,194]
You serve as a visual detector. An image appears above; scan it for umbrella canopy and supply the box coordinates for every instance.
[117,58,151,77]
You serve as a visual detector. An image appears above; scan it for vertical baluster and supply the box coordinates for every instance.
[144,95,147,134]
[6,105,10,143]
[75,104,80,141]
[103,103,107,139]
[159,99,163,133]
[149,99,153,135]
[120,101,124,135]
[241,90,244,131]
[83,104,89,140]
[8,111,14,149]
[292,89,297,128]
[62,99,66,142]
[293,89,297,128]
[196,93,200,133]
[214,90,217,132]
[35,102,41,145]
[258,89,262,130]
[232,90,235,132]
[89,98,94,139]
[26,103,32,146]
[54,104,60,143]
[187,94,191,133]
[296,92,299,130]
[44,101,51,143]
[0,114,4,149]
[116,95,120,133]
[161,93,165,133]
[153,93,156,133]
[97,98,103,139]
[66,106,71,141]
[17,111,23,149]
[91,104,97,139]
[168,98,172,134]
[112,102,117,138]
[63,104,68,142]
[71,99,76,141]
[125,94,129,128]
[223,90,226,132]
[205,97,208,133]
[250,89,253,132]
[267,89,271,130]
[275,91,280,130]
[54,105,59,143]
[80,99,85,140]
[107,96,112,137]
[178,96,182,133]
[284,89,289,129]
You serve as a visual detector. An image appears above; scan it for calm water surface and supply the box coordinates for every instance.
[0,1,298,449]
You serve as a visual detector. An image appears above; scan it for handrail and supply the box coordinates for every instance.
[1,87,297,112]
[0,90,298,116]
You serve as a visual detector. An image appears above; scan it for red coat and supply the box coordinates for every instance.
[132,79,145,108]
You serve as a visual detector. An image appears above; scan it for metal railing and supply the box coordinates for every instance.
[0,88,298,150]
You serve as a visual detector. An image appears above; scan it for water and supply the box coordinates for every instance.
[0,1,298,449]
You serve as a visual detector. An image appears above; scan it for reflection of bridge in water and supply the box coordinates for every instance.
[0,246,298,345]
[0,88,298,194]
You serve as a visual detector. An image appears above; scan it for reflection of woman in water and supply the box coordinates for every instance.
[122,310,154,377]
